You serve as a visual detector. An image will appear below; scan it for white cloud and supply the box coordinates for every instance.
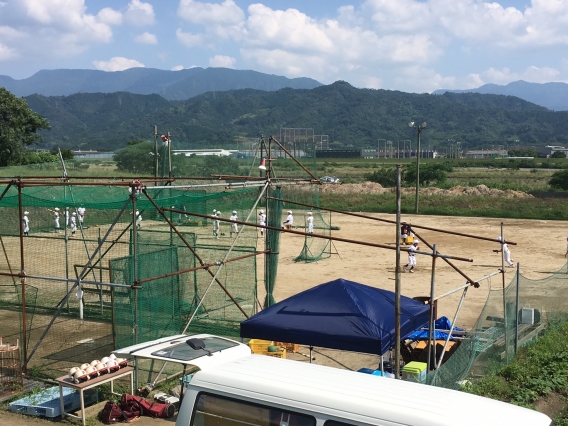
[135,32,157,44]
[97,8,122,25]
[176,28,204,47]
[0,43,17,60]
[209,55,236,68]
[474,66,563,86]
[171,65,184,71]
[92,56,145,72]
[125,0,155,26]
[178,0,244,26]
[0,0,121,60]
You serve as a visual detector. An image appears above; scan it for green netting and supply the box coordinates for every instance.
[426,263,568,389]
[265,187,282,307]
[0,184,262,234]
[110,229,258,349]
[0,284,37,350]
[293,209,332,262]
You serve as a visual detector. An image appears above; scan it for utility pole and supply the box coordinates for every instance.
[408,122,427,214]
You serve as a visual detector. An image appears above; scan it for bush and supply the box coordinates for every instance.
[404,163,450,186]
[550,169,568,190]
[365,167,398,187]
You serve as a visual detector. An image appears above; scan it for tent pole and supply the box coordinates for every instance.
[394,165,402,379]
[427,245,437,371]
[309,346,313,364]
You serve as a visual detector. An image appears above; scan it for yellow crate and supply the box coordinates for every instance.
[262,348,286,359]
[247,339,274,354]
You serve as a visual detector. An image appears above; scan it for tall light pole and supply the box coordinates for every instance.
[409,121,427,214]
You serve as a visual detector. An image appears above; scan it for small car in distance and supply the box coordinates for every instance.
[319,176,340,184]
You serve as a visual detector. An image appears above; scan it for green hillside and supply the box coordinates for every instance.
[25,81,566,152]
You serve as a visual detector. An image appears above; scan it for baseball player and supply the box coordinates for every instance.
[494,236,514,267]
[230,211,238,237]
[135,210,142,229]
[400,221,411,244]
[306,211,314,234]
[64,207,70,228]
[22,211,30,236]
[403,240,420,273]
[70,212,77,236]
[53,207,61,233]
[77,206,86,225]
[282,210,293,229]
[213,211,221,238]
[258,209,266,236]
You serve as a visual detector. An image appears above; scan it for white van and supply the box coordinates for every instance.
[114,334,553,426]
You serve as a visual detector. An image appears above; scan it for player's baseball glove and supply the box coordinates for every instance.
[492,249,499,253]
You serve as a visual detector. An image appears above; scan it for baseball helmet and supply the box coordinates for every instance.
[288,210,292,213]
[308,212,312,215]
[259,209,264,213]
[233,210,237,214]
[54,207,60,211]
[413,240,420,244]
[72,212,77,215]
[24,211,29,215]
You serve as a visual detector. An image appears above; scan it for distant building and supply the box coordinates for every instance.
[72,150,114,159]
[464,149,508,159]
[546,145,568,157]
[173,149,238,157]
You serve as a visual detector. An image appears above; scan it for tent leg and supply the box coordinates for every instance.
[379,355,384,373]
[309,346,313,364]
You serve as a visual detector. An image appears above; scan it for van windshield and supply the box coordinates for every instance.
[150,337,239,361]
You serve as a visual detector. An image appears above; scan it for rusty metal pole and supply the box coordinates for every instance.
[395,165,402,379]
[501,223,509,363]
[17,179,28,372]
[427,244,437,371]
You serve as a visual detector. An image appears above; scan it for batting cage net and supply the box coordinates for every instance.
[424,262,568,389]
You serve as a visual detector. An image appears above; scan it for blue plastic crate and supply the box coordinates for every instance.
[9,386,98,418]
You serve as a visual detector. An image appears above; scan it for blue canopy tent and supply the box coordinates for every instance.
[240,278,430,355]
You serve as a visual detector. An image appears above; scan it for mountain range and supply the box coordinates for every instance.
[25,81,568,152]
[0,67,322,100]
[433,80,568,111]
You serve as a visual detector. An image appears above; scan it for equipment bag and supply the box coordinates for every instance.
[99,400,139,424]
[121,393,175,418]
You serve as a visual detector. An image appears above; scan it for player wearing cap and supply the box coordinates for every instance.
[403,240,420,273]
[306,211,314,234]
[22,211,30,236]
[213,211,221,239]
[230,211,238,237]
[136,210,142,229]
[258,209,266,237]
[77,206,86,225]
[53,207,61,233]
[70,212,77,236]
[282,210,293,230]
[493,236,514,267]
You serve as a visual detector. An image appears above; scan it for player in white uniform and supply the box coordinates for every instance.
[22,211,30,236]
[282,210,293,229]
[230,211,238,237]
[54,207,61,233]
[258,209,266,236]
[77,206,86,225]
[64,208,70,228]
[135,210,142,228]
[213,211,220,238]
[403,240,419,273]
[70,212,77,236]
[494,236,514,267]
[306,211,314,234]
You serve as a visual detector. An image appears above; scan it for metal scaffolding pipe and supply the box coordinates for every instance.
[268,197,517,245]
[164,207,473,262]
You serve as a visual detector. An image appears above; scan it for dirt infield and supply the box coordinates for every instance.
[272,212,568,369]
[275,213,567,334]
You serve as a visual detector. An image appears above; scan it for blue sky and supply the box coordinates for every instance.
[0,0,566,93]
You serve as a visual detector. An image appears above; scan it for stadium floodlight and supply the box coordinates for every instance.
[409,121,427,213]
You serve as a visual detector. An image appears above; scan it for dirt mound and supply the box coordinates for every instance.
[318,182,533,198]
